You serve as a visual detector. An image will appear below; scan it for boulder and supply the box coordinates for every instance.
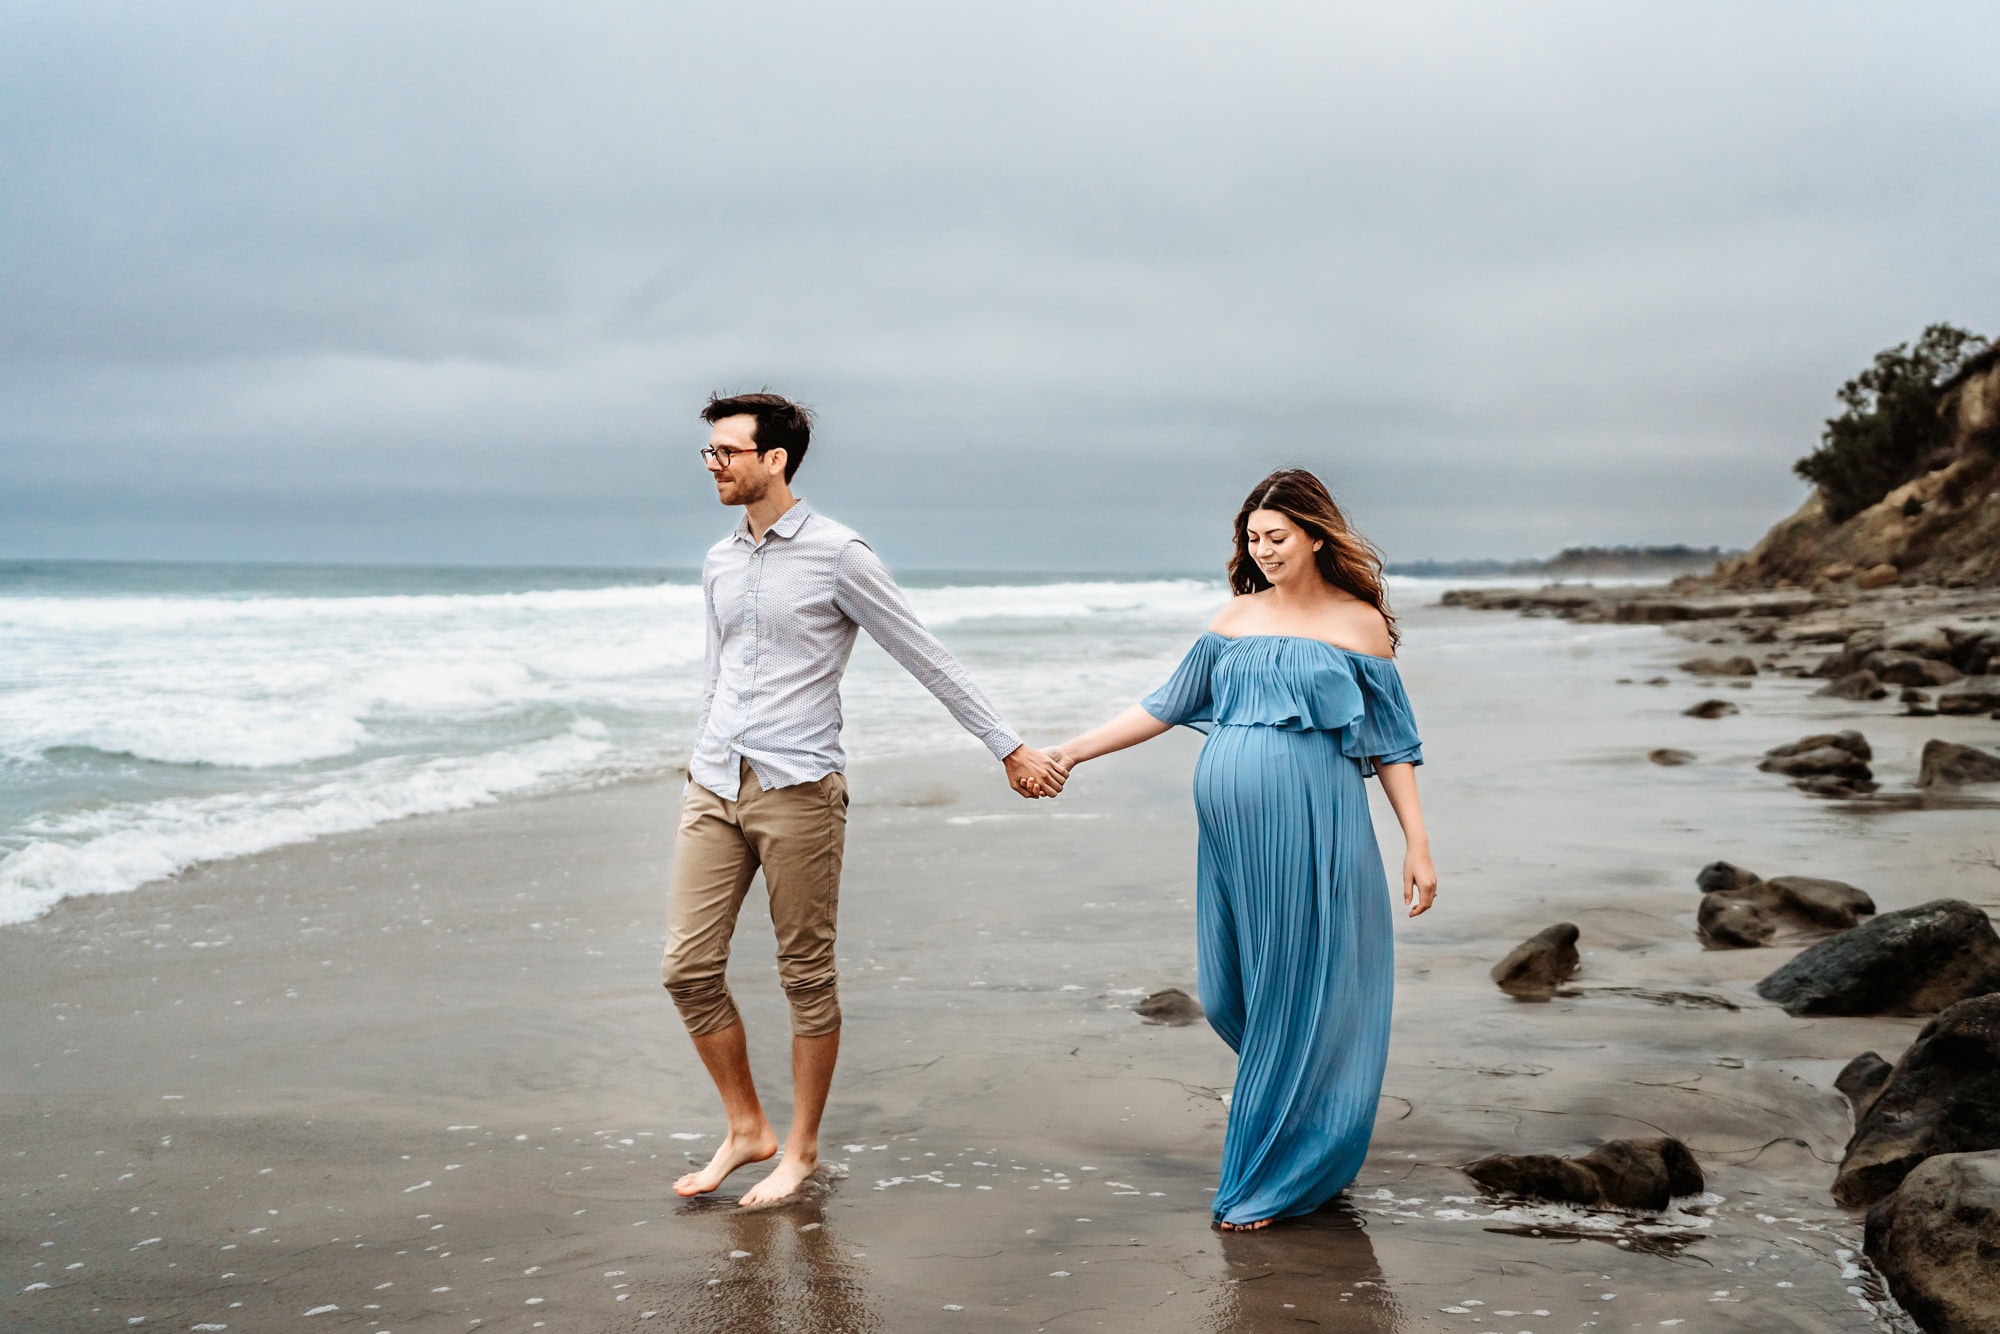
[1679,655,1758,676]
[1864,1149,2000,1334]
[1755,900,2000,1017]
[1936,687,2000,716]
[1697,873,1875,948]
[1133,987,1204,1026]
[1683,699,1738,719]
[1919,740,2000,788]
[1793,774,1879,798]
[1891,628,1955,660]
[1759,746,1873,780]
[1759,732,1874,793]
[1648,748,1695,766]
[1813,627,1888,678]
[1836,994,2000,1207]
[1941,627,1996,676]
[1761,875,1877,928]
[1465,1137,1703,1212]
[1855,563,1901,589]
[1815,669,1888,701]
[1491,923,1580,997]
[1865,652,1964,688]
[1836,1051,1893,1117]
[1695,860,1761,895]
[1765,730,1872,762]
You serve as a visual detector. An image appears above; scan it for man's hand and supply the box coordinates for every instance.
[1004,745,1069,799]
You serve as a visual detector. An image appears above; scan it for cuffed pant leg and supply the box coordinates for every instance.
[740,769,848,1038]
[661,780,759,1036]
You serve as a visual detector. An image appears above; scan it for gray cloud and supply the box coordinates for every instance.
[4,1,1998,570]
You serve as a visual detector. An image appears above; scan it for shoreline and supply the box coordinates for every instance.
[7,600,1999,1329]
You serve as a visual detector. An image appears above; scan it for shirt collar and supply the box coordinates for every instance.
[732,498,814,546]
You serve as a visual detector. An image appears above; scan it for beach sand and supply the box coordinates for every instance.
[6,603,1999,1331]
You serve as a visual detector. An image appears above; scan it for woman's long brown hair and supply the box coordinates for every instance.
[1228,468,1399,650]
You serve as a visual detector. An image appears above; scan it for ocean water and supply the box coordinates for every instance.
[0,559,1590,926]
[0,560,1255,925]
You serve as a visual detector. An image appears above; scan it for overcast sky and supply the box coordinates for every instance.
[4,2,1997,572]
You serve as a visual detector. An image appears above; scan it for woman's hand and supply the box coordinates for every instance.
[1402,846,1437,917]
[1003,745,1069,799]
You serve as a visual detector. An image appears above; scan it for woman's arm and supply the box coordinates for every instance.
[1375,761,1437,917]
[1049,704,1172,770]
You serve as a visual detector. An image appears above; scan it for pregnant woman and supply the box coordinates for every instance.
[1049,467,1437,1231]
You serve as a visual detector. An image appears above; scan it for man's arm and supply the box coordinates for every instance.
[692,569,722,747]
[833,541,1066,795]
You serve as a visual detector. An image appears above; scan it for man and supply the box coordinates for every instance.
[664,391,1068,1208]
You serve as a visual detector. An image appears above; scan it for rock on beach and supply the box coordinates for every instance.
[1678,654,1758,676]
[1490,923,1580,998]
[1132,987,1204,1026]
[1918,739,2000,788]
[1755,899,2000,1016]
[1696,866,1874,949]
[1465,1137,1704,1212]
[1836,994,2000,1207]
[1864,1149,2000,1334]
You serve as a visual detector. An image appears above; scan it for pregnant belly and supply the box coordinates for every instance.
[1193,725,1363,819]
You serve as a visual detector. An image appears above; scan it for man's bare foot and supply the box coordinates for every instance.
[738,1149,819,1208]
[1216,1217,1273,1232]
[673,1127,778,1197]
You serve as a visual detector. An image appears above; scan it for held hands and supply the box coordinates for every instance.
[1402,845,1438,917]
[1004,745,1073,799]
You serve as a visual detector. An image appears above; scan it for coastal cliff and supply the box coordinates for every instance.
[1716,342,2000,590]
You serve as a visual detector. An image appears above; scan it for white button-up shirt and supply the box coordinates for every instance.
[688,499,1022,799]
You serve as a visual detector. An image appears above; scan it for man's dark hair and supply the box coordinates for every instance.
[701,391,814,481]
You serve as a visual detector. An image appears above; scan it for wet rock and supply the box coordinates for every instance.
[1936,686,2000,716]
[1891,629,1955,660]
[1755,900,2000,1017]
[1490,923,1580,998]
[1765,730,1873,762]
[1864,1149,2000,1334]
[1679,655,1758,676]
[1815,669,1888,701]
[1133,987,1204,1026]
[1793,774,1879,798]
[1759,732,1874,794]
[1941,627,1996,676]
[1698,873,1874,948]
[1918,740,2000,789]
[1696,860,1761,895]
[1683,699,1738,719]
[1644,675,1670,686]
[1759,745,1872,779]
[1836,1052,1893,1117]
[1648,748,1695,766]
[1836,994,2000,1207]
[1865,652,1963,688]
[1465,1137,1703,1212]
[1813,626,1887,678]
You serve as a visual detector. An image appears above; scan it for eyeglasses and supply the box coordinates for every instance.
[699,443,767,467]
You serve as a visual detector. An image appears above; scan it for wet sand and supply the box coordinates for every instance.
[6,602,1999,1331]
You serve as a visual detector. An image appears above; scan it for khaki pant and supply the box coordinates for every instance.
[661,759,849,1038]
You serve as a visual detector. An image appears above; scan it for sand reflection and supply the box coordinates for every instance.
[1211,1201,1403,1332]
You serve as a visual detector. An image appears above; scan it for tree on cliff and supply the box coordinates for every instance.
[1794,323,1990,522]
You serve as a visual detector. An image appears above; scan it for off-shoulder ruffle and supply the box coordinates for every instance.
[1142,632,1422,775]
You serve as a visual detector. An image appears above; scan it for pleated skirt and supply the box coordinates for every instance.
[1192,723,1394,1226]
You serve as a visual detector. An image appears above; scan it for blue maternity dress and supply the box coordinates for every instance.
[1142,632,1422,1226]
